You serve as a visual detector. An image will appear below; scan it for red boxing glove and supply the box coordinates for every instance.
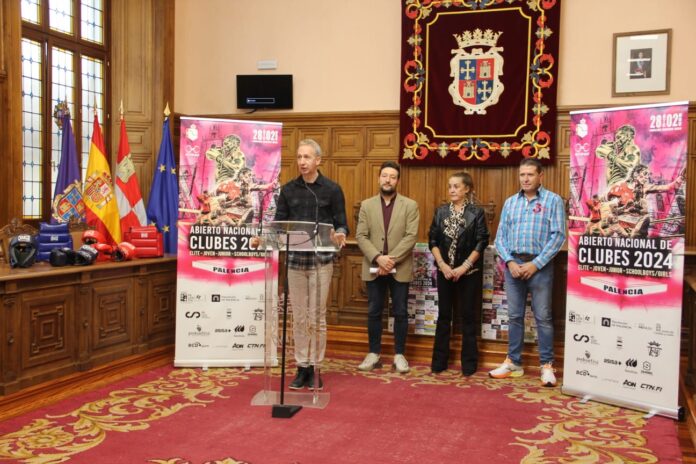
[112,242,136,262]
[82,229,107,246]
[93,243,114,261]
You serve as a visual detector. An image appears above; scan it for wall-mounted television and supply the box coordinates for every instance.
[236,74,293,110]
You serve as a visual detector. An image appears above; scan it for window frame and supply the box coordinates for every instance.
[21,0,111,224]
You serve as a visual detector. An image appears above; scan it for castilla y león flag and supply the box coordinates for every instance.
[115,117,147,232]
[83,114,122,244]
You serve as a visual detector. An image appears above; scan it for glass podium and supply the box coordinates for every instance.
[250,220,338,418]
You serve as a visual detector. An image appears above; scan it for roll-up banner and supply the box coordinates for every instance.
[174,118,281,367]
[564,102,688,419]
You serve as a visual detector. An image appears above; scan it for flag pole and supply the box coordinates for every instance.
[164,102,171,119]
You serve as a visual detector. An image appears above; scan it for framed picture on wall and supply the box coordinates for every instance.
[612,29,672,97]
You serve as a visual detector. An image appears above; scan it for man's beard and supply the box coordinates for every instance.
[380,185,396,196]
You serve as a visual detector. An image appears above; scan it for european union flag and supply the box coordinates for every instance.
[146,117,179,254]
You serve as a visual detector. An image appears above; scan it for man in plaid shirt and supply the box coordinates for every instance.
[489,158,566,387]
[275,139,348,391]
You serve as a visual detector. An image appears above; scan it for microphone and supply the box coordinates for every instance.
[303,180,320,239]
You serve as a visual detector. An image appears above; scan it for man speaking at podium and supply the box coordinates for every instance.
[275,139,348,390]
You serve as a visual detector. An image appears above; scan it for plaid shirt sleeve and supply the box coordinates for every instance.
[494,197,514,264]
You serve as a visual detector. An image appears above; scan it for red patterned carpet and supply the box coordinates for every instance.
[0,357,682,463]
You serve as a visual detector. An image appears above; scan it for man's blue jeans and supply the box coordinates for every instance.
[366,275,409,355]
[504,261,554,366]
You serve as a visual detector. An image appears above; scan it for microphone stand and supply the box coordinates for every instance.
[272,226,302,418]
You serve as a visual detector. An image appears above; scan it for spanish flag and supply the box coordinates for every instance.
[83,114,122,244]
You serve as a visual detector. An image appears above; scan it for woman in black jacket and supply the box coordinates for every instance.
[428,172,489,376]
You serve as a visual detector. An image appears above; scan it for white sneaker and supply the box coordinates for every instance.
[393,354,410,373]
[358,353,381,371]
[540,363,557,387]
[488,357,524,379]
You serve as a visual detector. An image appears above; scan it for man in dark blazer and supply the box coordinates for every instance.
[355,161,420,373]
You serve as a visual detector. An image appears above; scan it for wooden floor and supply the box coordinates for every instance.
[1,342,695,461]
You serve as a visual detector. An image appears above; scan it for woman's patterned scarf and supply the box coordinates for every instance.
[443,202,466,265]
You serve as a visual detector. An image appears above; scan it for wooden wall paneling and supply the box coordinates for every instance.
[401,166,444,241]
[366,126,399,158]
[687,117,696,246]
[152,0,175,126]
[279,157,296,186]
[558,118,573,155]
[280,126,298,182]
[327,259,342,325]
[333,158,363,236]
[554,156,572,205]
[281,126,297,152]
[337,249,369,326]
[297,128,330,157]
[363,159,385,199]
[0,0,6,80]
[111,0,174,207]
[116,0,152,121]
[331,127,365,158]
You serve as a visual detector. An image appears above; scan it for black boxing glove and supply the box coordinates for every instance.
[112,242,136,262]
[74,245,98,266]
[49,247,76,267]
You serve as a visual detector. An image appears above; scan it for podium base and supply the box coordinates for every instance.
[272,404,302,418]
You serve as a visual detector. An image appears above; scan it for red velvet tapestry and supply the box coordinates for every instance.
[400,0,562,166]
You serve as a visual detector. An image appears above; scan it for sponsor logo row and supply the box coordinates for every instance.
[568,312,676,336]
[187,324,260,338]
[187,342,265,350]
[180,292,264,304]
[184,307,265,322]
[578,368,665,393]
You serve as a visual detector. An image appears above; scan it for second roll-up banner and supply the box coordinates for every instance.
[563,102,689,419]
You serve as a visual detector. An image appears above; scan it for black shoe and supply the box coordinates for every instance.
[289,367,308,390]
[307,367,324,390]
[462,364,477,377]
[431,361,447,374]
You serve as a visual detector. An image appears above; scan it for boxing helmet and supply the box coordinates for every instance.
[82,229,107,246]
[9,234,38,268]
